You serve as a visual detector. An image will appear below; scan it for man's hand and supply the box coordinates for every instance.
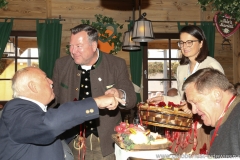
[105,88,126,106]
[104,87,122,98]
[94,95,125,110]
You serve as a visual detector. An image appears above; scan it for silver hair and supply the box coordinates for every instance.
[12,67,34,98]
[182,67,236,95]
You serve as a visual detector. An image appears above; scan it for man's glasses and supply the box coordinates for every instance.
[177,40,199,48]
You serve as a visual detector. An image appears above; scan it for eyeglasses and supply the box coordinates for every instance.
[177,40,199,48]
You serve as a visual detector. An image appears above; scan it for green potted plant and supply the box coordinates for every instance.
[198,0,240,22]
[0,0,8,9]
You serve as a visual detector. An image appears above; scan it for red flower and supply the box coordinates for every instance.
[158,102,166,107]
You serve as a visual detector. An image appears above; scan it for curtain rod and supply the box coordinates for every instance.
[125,20,214,23]
[151,20,214,23]
[0,15,65,21]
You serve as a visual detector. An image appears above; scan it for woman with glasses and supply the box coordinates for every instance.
[147,25,224,155]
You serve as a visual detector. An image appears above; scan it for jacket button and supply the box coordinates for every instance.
[90,109,94,113]
[86,110,89,114]
[76,88,79,91]
[77,73,80,76]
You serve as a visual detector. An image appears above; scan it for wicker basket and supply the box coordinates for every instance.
[138,102,193,131]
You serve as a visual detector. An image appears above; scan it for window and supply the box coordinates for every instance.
[0,31,38,101]
[142,33,180,101]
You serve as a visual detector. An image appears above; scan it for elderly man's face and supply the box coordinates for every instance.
[185,83,220,127]
[32,68,55,105]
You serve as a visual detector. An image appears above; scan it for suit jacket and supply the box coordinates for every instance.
[209,96,240,155]
[51,51,137,156]
[164,56,224,104]
[0,98,99,160]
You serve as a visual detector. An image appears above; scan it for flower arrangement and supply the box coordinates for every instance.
[197,0,240,22]
[114,122,169,150]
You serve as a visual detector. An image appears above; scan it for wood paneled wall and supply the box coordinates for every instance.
[0,0,239,83]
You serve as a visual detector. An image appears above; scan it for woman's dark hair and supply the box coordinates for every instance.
[179,25,209,65]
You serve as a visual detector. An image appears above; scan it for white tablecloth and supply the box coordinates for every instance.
[115,143,173,160]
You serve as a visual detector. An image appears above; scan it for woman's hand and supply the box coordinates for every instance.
[147,96,164,104]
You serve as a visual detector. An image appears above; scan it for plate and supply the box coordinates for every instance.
[112,134,172,150]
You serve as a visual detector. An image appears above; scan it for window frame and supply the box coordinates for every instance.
[142,33,180,101]
[0,31,37,104]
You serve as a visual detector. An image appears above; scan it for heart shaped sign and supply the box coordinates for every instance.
[214,12,240,38]
[98,24,117,43]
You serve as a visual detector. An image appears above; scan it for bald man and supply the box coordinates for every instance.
[0,67,123,160]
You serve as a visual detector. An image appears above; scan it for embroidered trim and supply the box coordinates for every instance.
[60,82,68,89]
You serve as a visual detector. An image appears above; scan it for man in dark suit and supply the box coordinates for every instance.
[0,67,123,160]
[51,24,137,159]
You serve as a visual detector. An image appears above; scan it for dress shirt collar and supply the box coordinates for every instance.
[18,96,47,112]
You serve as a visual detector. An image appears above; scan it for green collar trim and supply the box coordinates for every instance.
[94,51,102,68]
[60,82,68,89]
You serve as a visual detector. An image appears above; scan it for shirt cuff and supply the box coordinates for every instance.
[119,89,126,107]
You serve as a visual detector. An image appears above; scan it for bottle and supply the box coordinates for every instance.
[133,113,140,125]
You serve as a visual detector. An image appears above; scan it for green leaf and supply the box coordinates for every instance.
[197,0,240,22]
[0,0,8,9]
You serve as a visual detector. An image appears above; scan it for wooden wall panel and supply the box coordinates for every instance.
[12,20,37,31]
[214,32,233,83]
[141,0,200,21]
[152,22,178,33]
[233,30,240,83]
[0,0,47,18]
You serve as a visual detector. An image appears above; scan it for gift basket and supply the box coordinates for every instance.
[138,102,193,131]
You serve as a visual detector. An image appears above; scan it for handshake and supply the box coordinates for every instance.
[94,95,125,110]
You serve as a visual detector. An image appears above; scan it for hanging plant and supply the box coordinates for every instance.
[66,14,123,54]
[0,0,8,9]
[197,0,240,22]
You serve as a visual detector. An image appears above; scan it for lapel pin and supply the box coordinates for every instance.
[106,84,115,90]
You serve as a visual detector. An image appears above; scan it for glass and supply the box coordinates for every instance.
[177,40,199,48]
[0,59,15,79]
[19,48,39,58]
[148,60,179,79]
[148,49,180,58]
[148,80,177,96]
[0,51,38,101]
[17,59,39,70]
[0,80,13,100]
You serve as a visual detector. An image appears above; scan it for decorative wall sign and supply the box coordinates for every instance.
[82,14,123,54]
[98,29,114,54]
[214,12,240,38]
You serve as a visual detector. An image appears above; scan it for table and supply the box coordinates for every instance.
[115,143,173,160]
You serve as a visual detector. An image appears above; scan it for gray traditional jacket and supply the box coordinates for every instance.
[51,51,137,156]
